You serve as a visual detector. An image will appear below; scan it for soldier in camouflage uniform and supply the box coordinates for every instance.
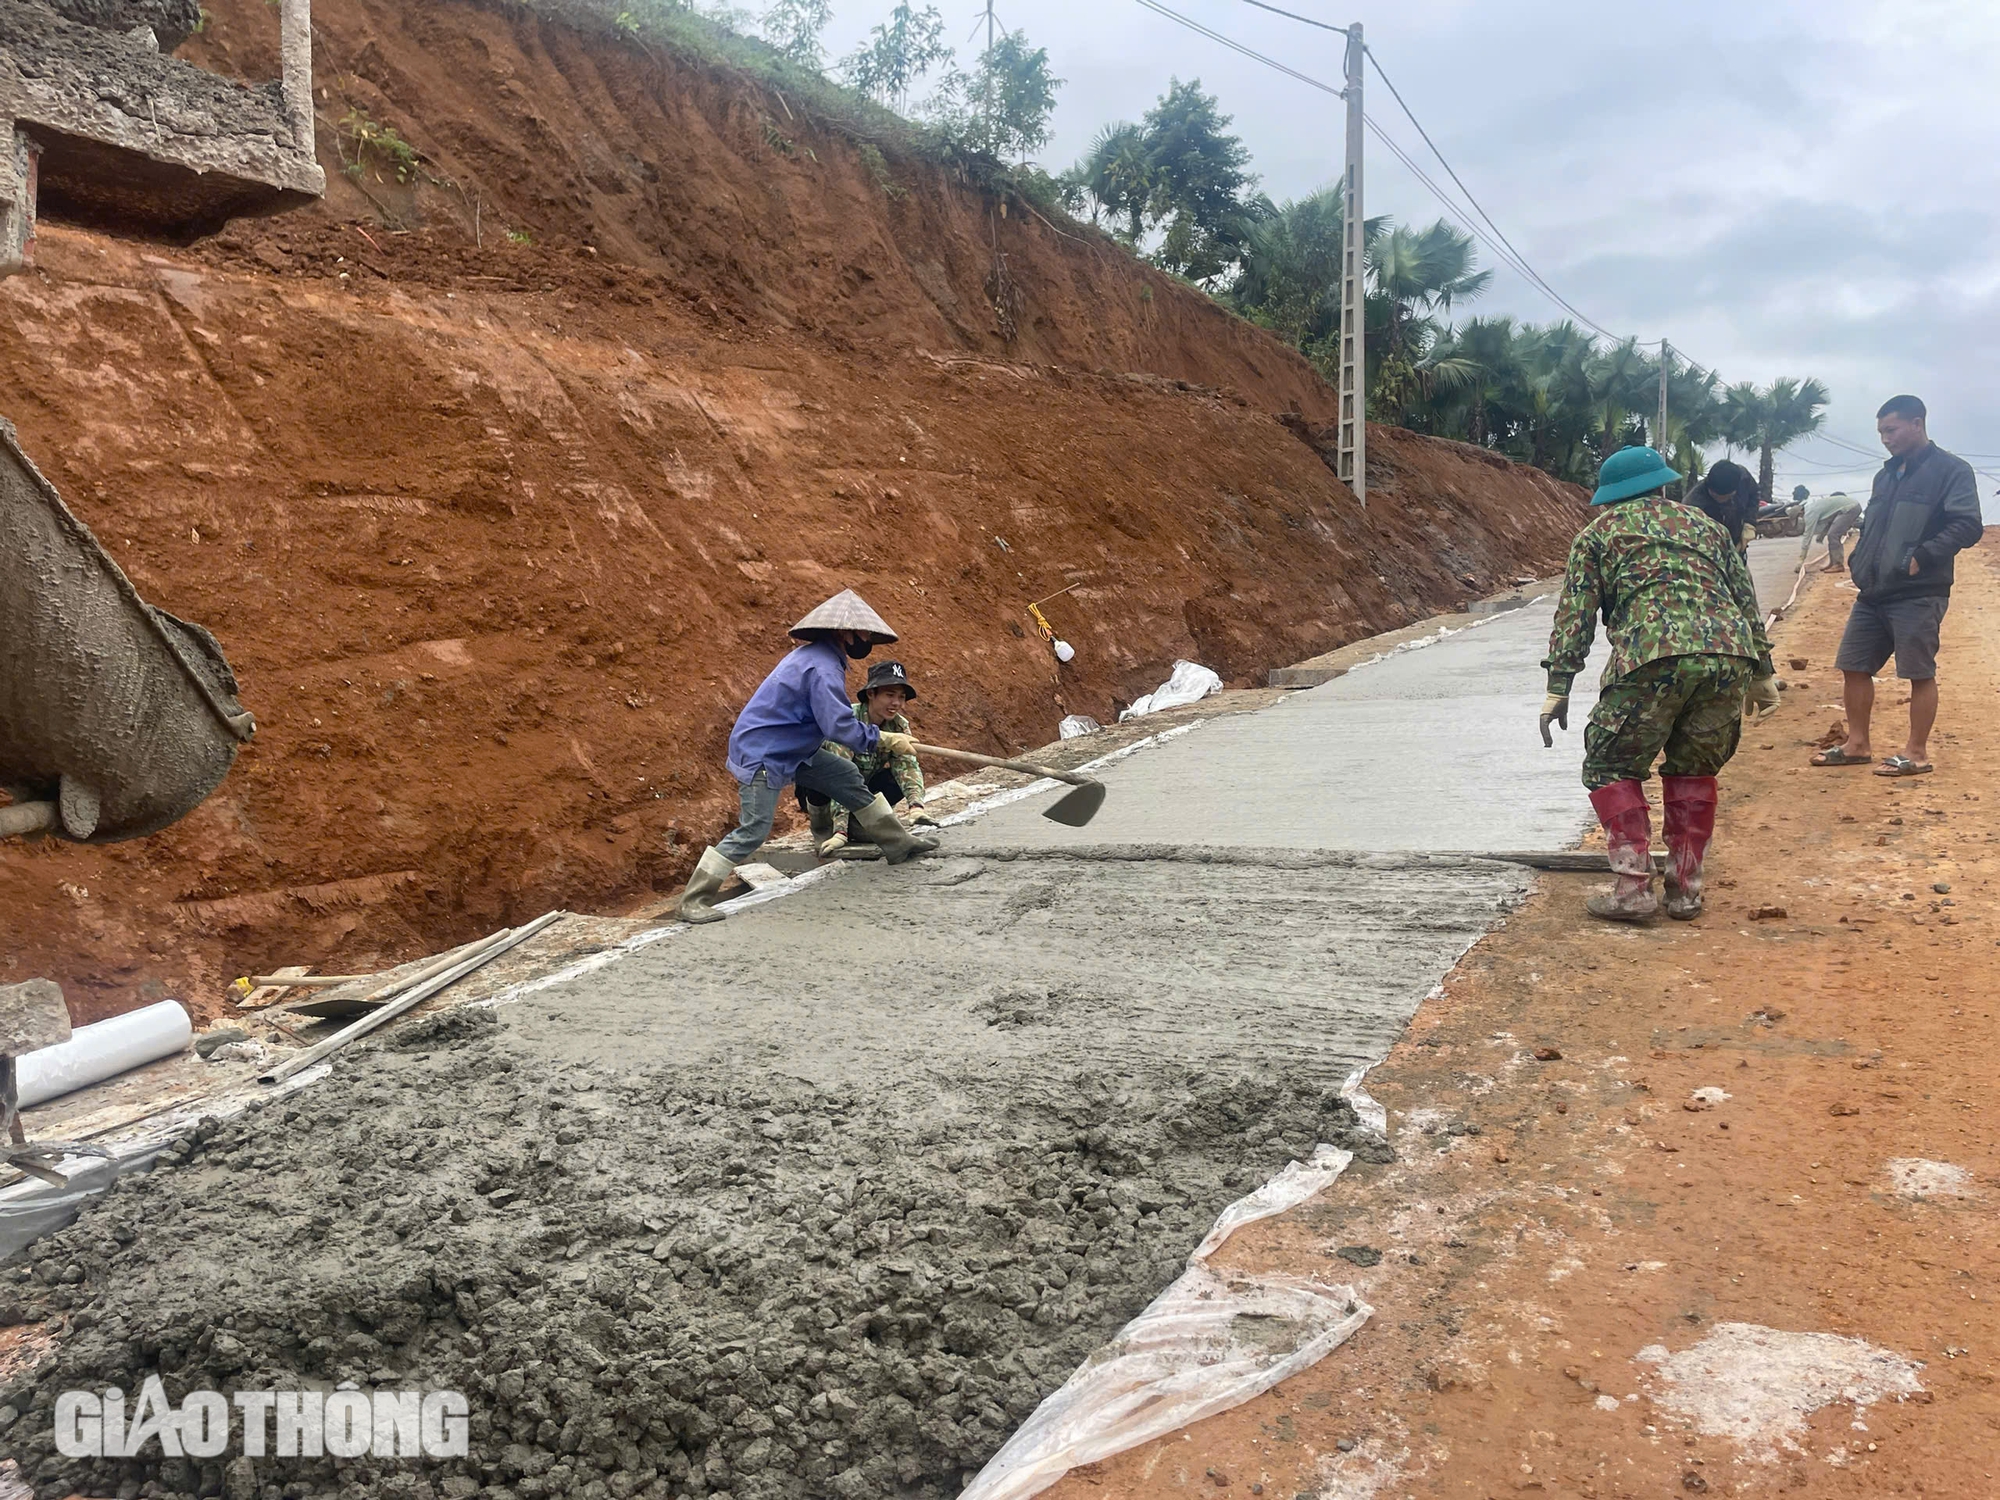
[1540,446,1780,922]
[799,659,929,856]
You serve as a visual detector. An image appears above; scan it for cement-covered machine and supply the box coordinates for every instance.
[0,420,254,842]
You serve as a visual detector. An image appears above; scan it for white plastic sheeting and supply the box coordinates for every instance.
[1057,716,1102,740]
[959,1145,1370,1500]
[15,1001,192,1109]
[1118,660,1222,721]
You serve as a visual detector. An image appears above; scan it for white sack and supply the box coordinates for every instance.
[1118,660,1222,721]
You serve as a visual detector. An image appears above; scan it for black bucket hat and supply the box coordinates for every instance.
[859,660,917,701]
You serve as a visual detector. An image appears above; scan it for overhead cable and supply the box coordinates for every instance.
[1131,0,1343,98]
[1128,3,1620,326]
[1231,0,1347,32]
[1129,0,1916,459]
[1363,47,1627,342]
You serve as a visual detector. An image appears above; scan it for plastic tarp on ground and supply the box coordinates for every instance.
[959,1145,1370,1500]
[1118,661,1222,721]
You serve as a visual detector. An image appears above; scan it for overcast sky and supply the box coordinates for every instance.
[819,0,2000,507]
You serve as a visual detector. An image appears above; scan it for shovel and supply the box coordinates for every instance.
[912,742,1108,827]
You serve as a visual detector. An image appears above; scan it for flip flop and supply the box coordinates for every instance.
[1875,756,1934,777]
[1810,748,1873,767]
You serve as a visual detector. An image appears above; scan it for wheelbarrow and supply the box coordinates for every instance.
[0,418,254,842]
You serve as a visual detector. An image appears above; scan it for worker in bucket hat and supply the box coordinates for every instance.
[1539,447,1777,923]
[677,590,939,923]
[798,659,932,858]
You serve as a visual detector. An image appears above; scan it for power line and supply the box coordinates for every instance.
[1230,0,1346,32]
[1127,1,1651,344]
[1363,47,1627,343]
[1130,0,1343,98]
[1129,0,1920,470]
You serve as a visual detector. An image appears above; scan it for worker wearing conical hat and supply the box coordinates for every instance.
[677,590,939,923]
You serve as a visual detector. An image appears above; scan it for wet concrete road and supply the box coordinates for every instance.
[966,539,1807,855]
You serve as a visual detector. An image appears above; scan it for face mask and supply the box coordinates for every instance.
[844,640,873,660]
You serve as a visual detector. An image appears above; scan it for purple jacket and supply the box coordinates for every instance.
[725,641,879,787]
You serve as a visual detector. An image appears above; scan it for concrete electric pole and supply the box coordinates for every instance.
[1657,339,1670,459]
[1338,23,1366,509]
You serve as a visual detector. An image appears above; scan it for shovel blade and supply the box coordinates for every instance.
[1041,780,1107,828]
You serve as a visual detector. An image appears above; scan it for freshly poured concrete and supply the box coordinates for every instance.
[970,538,1806,852]
[523,853,1526,1092]
[967,598,1600,852]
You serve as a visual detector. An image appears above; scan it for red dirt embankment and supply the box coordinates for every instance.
[0,0,1588,1022]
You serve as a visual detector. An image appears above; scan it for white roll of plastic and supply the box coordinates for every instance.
[14,1001,193,1110]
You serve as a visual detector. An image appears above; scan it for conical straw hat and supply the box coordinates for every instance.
[788,589,898,643]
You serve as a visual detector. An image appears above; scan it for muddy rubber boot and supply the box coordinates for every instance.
[675,847,738,925]
[1584,780,1658,922]
[807,801,837,849]
[1660,774,1719,921]
[850,794,939,865]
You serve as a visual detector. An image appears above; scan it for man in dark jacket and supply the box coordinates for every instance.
[1682,460,1755,551]
[1812,395,1984,777]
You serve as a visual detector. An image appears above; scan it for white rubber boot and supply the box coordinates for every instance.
[675,847,738,924]
[849,795,940,865]
[807,801,837,848]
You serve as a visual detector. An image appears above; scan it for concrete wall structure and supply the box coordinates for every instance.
[0,0,322,271]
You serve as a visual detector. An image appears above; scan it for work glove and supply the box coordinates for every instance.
[908,806,939,827]
[877,731,919,757]
[1538,693,1570,747]
[1746,676,1781,719]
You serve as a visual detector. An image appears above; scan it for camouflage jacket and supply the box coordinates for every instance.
[1543,496,1775,696]
[823,707,926,804]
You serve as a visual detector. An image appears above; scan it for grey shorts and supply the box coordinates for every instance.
[1834,595,1949,680]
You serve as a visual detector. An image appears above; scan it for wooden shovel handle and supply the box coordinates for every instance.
[910,742,1095,789]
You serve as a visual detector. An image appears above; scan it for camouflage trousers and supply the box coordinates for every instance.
[1581,654,1752,790]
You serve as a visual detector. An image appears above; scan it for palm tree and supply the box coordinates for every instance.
[1590,337,1654,460]
[1229,187,1346,369]
[1075,122,1151,243]
[1718,382,1762,462]
[1371,221,1491,367]
[1443,315,1524,448]
[1749,377,1831,505]
[1516,321,1598,478]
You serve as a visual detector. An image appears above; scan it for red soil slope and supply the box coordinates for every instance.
[0,0,1588,1022]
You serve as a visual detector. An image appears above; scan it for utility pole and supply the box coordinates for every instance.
[1657,339,1670,459]
[985,0,996,55]
[1338,23,1366,509]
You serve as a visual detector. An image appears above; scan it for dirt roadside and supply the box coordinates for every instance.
[1043,540,2000,1499]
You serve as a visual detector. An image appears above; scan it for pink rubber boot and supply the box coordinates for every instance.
[1586,780,1657,921]
[1661,775,1719,920]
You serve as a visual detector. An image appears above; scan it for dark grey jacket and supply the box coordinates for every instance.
[1848,444,1984,602]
